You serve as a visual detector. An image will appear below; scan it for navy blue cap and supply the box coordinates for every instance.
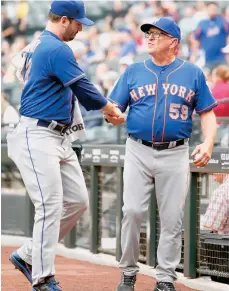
[50,0,94,26]
[141,17,181,42]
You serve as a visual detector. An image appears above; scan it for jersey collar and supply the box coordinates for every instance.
[41,30,61,41]
[145,57,182,74]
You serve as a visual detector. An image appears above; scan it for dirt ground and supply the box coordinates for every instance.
[2,246,201,291]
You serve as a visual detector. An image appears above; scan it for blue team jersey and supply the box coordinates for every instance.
[108,58,217,142]
[194,16,229,63]
[20,30,86,125]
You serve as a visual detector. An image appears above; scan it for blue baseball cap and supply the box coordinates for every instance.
[50,0,94,26]
[141,17,181,42]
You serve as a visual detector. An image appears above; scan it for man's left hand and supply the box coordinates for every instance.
[104,112,126,125]
[191,142,213,167]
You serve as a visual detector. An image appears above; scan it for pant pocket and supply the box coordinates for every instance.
[6,126,21,161]
[6,133,16,160]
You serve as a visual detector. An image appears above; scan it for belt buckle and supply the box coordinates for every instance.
[152,142,166,151]
[48,120,57,130]
[60,126,67,136]
[168,141,177,149]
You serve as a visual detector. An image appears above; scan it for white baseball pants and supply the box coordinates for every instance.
[119,137,190,283]
[7,116,88,286]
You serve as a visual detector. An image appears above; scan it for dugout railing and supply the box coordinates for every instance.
[1,145,229,283]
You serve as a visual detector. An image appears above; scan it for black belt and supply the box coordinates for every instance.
[37,119,68,135]
[128,134,186,151]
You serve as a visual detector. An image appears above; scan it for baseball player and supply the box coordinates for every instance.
[105,17,218,291]
[7,1,124,290]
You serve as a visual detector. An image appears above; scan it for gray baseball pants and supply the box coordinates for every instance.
[7,117,88,286]
[119,137,190,283]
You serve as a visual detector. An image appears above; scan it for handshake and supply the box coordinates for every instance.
[101,101,126,125]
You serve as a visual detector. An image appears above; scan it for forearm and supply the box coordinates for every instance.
[101,102,117,114]
[200,110,217,146]
[2,27,15,37]
[70,77,108,110]
[70,78,124,119]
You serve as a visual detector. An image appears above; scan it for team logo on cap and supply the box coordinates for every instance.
[153,18,161,25]
[84,2,86,14]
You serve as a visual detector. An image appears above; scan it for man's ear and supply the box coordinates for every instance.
[61,16,69,27]
[170,38,179,49]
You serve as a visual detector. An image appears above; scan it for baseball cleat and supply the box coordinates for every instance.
[33,276,62,291]
[9,251,32,283]
[154,281,176,291]
[116,274,136,291]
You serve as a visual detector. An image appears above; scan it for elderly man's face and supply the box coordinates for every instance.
[146,27,178,56]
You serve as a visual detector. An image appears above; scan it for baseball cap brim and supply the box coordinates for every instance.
[141,23,170,36]
[75,17,94,26]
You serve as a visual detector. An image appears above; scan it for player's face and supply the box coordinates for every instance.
[207,4,218,18]
[146,28,176,56]
[63,19,83,42]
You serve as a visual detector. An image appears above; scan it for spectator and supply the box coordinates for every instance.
[110,1,126,25]
[128,21,144,48]
[95,63,109,86]
[1,91,19,125]
[211,65,229,118]
[193,1,207,26]
[211,65,229,147]
[192,1,229,70]
[155,3,165,18]
[179,6,197,39]
[87,26,100,51]
[101,70,119,97]
[1,9,15,45]
[84,40,95,60]
[202,174,229,235]
[118,27,137,58]
[1,40,11,68]
[67,39,103,129]
[67,40,87,72]
[119,55,134,74]
[129,2,155,20]
[15,0,29,35]
[223,5,229,24]
[160,1,180,21]
[222,43,229,65]
[202,66,212,87]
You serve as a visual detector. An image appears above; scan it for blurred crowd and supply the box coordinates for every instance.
[1,0,229,146]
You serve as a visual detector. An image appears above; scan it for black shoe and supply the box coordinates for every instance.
[154,281,176,291]
[116,274,136,291]
[9,251,32,283]
[33,276,62,291]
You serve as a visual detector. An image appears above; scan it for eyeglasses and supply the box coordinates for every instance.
[145,31,173,39]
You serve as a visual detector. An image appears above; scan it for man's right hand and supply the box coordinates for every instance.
[101,102,126,125]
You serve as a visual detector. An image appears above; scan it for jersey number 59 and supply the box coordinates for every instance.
[169,103,188,121]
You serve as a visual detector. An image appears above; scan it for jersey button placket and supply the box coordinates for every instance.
[154,73,166,141]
